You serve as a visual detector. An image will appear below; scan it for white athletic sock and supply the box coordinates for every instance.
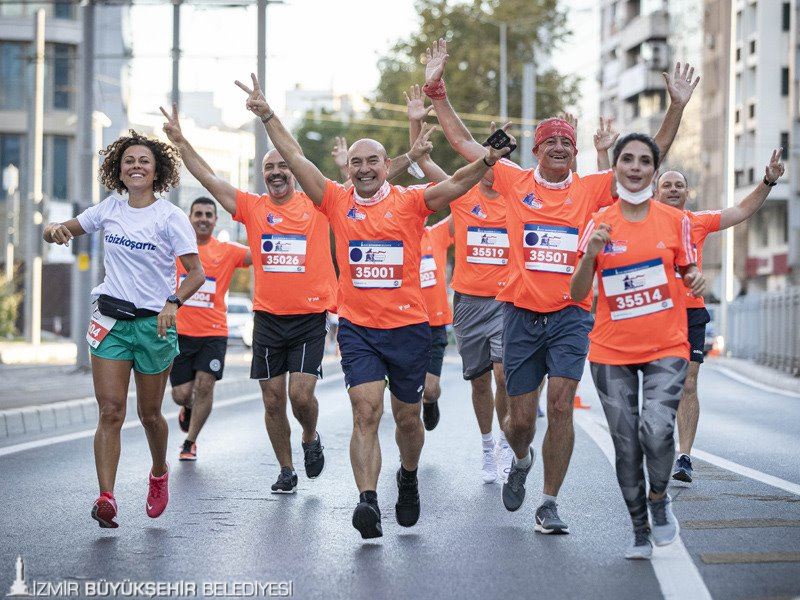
[541,493,557,505]
[481,432,495,449]
[514,450,532,469]
[498,431,509,446]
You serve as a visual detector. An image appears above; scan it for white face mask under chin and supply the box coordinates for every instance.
[616,180,653,205]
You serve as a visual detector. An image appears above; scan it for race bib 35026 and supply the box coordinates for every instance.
[261,234,307,273]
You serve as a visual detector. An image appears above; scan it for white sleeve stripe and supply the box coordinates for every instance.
[578,220,596,253]
[681,215,696,263]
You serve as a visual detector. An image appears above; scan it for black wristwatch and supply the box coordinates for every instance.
[763,176,777,187]
[167,294,183,308]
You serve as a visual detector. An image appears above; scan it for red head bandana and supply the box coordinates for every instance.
[533,118,577,154]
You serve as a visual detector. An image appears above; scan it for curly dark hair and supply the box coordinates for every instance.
[98,130,181,194]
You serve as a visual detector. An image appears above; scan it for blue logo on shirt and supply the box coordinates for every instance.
[104,234,156,251]
[267,213,283,225]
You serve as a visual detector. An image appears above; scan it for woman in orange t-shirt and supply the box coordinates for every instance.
[571,133,706,560]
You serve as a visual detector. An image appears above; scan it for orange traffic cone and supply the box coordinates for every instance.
[574,394,591,409]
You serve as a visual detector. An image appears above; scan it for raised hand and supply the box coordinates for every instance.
[424,38,449,84]
[234,72,272,119]
[486,123,516,163]
[560,111,578,134]
[663,62,700,108]
[586,223,612,258]
[331,136,348,170]
[409,122,436,161]
[594,117,619,151]
[404,84,432,122]
[159,102,184,145]
[765,148,786,184]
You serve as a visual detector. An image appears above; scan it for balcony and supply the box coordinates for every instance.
[620,10,669,52]
[617,62,666,100]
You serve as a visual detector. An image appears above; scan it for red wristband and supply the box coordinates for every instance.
[423,79,447,100]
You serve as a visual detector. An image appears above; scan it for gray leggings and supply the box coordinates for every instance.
[590,357,688,532]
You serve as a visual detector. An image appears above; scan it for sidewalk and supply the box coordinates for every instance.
[707,356,800,396]
[0,341,77,365]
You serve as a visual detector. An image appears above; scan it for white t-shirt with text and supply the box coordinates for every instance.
[77,195,197,312]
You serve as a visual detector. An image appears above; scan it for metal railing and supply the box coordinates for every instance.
[727,286,800,376]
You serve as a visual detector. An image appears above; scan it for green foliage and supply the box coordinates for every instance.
[294,0,579,179]
[0,273,21,338]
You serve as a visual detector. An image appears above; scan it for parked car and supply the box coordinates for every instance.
[227,296,253,345]
[704,302,719,356]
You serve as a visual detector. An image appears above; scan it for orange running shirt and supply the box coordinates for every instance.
[578,200,696,365]
[684,210,721,309]
[492,160,614,312]
[420,217,454,326]
[234,189,337,315]
[319,180,433,329]
[450,184,509,297]
[175,236,248,337]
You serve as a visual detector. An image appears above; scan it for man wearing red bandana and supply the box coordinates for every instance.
[424,38,698,534]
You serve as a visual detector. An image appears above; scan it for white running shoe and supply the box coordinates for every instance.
[482,446,498,483]
[496,440,514,483]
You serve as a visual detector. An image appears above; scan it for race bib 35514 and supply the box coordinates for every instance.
[601,258,673,321]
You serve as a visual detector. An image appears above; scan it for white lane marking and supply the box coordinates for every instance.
[691,449,800,497]
[705,364,800,399]
[0,373,346,458]
[575,411,713,600]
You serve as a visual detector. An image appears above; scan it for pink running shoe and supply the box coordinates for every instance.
[92,492,119,528]
[146,464,169,518]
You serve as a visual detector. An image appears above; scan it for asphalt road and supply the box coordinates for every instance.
[0,352,798,600]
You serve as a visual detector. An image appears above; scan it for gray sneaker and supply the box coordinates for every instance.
[502,447,535,512]
[534,500,570,534]
[648,494,680,546]
[624,529,653,560]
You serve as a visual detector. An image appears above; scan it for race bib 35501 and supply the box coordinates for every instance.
[349,240,404,288]
[523,223,578,273]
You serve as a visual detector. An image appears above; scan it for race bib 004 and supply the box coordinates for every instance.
[523,223,578,273]
[466,226,509,265]
[601,258,673,321]
[180,274,216,309]
[420,254,437,288]
[86,303,116,349]
[349,240,403,288]
[261,234,307,273]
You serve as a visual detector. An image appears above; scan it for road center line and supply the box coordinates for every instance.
[574,410,713,600]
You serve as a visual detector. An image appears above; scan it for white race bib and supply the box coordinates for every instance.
[86,303,117,349]
[523,223,578,273]
[466,226,509,265]
[420,254,437,288]
[261,234,307,273]
[349,240,404,288]
[601,258,673,321]
[180,274,216,309]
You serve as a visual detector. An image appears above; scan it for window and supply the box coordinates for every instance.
[54,2,75,19]
[748,168,755,184]
[50,136,69,200]
[735,108,741,124]
[748,102,756,118]
[0,135,23,196]
[782,67,790,96]
[0,42,26,109]
[735,170,744,188]
[47,43,75,110]
[736,46,742,62]
[750,39,757,55]
[783,3,791,31]
[781,132,789,159]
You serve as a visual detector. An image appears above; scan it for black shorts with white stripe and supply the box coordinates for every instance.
[250,310,327,380]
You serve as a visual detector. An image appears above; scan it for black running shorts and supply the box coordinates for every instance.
[250,311,327,380]
[170,335,228,386]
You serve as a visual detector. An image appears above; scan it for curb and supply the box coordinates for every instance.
[707,356,800,397]
[0,357,343,442]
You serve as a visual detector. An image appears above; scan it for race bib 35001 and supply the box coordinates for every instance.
[466,226,509,265]
[261,234,307,273]
[523,223,578,273]
[601,258,673,321]
[349,240,404,288]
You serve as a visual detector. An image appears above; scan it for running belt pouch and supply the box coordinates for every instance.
[97,294,137,320]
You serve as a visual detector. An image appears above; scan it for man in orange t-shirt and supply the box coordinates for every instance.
[418,216,453,432]
[235,71,513,538]
[654,149,785,484]
[161,105,335,494]
[170,197,250,461]
[424,38,697,533]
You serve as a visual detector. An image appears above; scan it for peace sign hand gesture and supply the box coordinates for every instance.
[159,102,185,145]
[594,117,619,152]
[765,148,785,184]
[409,123,437,162]
[234,72,273,119]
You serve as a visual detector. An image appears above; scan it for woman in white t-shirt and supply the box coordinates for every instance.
[43,130,205,529]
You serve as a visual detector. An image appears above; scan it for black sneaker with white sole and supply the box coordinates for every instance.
[395,468,421,527]
[302,433,325,479]
[352,501,383,539]
[534,500,570,534]
[270,467,298,494]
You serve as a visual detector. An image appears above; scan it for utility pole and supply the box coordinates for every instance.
[169,0,182,206]
[788,0,800,285]
[253,0,269,194]
[499,22,508,122]
[3,164,19,284]
[71,0,95,370]
[23,9,45,345]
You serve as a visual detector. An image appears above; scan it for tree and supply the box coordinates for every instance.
[294,0,579,179]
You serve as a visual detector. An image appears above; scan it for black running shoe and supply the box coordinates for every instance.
[178,406,192,433]
[395,468,420,527]
[422,401,440,431]
[352,501,383,539]
[270,467,298,494]
[302,433,325,479]
[672,454,693,483]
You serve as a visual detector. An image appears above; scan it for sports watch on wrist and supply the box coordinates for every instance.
[167,294,183,308]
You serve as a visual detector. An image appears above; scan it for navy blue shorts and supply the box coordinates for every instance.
[338,318,431,403]
[687,307,711,364]
[502,303,594,396]
[427,325,449,377]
